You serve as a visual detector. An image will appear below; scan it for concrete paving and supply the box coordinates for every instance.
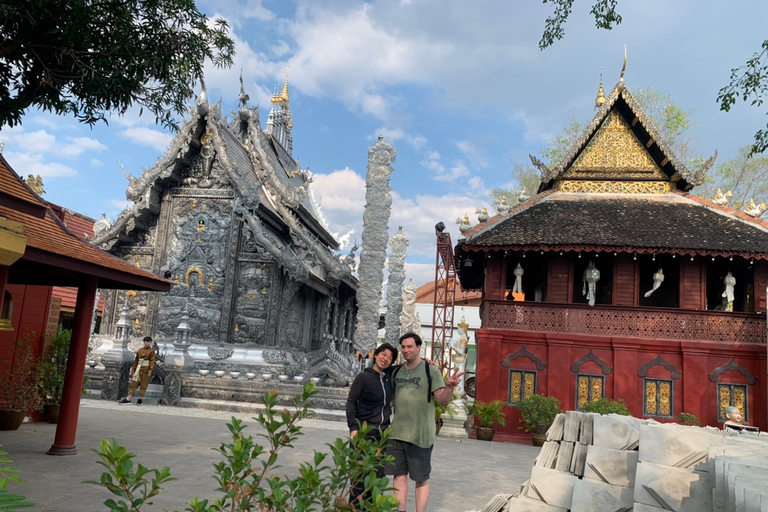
[0,399,539,511]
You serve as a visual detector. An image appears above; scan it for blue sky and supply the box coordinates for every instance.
[1,0,767,287]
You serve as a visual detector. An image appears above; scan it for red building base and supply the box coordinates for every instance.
[475,328,767,442]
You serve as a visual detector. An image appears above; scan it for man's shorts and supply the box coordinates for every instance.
[384,439,433,482]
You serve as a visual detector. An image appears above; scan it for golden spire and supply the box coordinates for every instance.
[271,66,290,106]
[595,68,606,109]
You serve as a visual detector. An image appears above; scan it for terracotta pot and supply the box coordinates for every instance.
[45,404,61,424]
[531,433,547,446]
[475,426,495,441]
[0,410,26,430]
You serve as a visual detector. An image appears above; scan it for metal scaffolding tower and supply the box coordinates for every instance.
[430,228,456,373]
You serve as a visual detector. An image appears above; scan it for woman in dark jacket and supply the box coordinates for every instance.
[346,342,398,506]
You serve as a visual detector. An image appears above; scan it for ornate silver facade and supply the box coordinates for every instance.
[354,136,396,351]
[92,78,359,383]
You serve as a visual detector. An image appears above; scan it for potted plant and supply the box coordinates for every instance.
[0,333,44,430]
[37,329,72,423]
[434,400,455,435]
[517,394,561,446]
[470,400,507,441]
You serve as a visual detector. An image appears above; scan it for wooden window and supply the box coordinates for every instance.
[718,384,748,423]
[508,370,536,405]
[643,379,673,417]
[576,374,605,409]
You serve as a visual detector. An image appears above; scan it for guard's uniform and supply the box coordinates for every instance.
[127,346,156,398]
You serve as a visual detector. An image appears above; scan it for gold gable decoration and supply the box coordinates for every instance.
[557,181,672,194]
[564,111,667,181]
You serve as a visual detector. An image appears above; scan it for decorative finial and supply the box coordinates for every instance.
[238,70,250,110]
[595,67,606,109]
[25,174,45,195]
[197,76,209,116]
[619,45,627,83]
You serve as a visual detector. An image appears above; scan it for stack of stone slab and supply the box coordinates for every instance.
[479,412,768,512]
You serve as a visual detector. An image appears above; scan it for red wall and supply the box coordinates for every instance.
[0,284,56,420]
[474,327,767,443]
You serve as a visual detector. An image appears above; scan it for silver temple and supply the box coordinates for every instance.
[92,73,359,387]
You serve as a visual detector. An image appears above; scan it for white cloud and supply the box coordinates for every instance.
[4,151,78,178]
[455,139,489,168]
[433,160,470,182]
[121,127,173,152]
[90,158,104,167]
[61,136,108,158]
[270,40,291,57]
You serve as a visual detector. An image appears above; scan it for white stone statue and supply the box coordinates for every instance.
[644,268,665,297]
[400,280,417,335]
[583,260,600,307]
[475,206,489,223]
[512,263,524,294]
[449,316,470,396]
[722,271,736,311]
[412,311,422,338]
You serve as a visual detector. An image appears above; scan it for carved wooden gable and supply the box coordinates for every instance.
[565,110,666,180]
[558,109,672,195]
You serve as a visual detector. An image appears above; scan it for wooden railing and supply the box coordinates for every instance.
[482,301,766,344]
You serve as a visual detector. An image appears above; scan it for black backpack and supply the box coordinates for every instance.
[392,360,434,403]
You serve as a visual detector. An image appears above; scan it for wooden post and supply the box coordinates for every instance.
[48,276,97,455]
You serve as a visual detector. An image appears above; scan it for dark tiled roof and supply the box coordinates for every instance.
[1,157,172,290]
[462,192,768,258]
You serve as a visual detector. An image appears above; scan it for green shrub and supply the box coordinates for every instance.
[470,400,507,428]
[0,446,35,510]
[579,397,631,415]
[517,394,561,434]
[37,329,72,406]
[87,384,399,512]
[676,412,702,426]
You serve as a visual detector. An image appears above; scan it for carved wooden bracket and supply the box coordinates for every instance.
[501,345,546,371]
[708,358,757,385]
[637,354,681,380]
[570,350,613,375]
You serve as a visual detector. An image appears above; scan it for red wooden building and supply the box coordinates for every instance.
[456,80,768,442]
[0,154,170,454]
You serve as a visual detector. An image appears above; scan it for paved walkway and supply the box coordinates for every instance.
[0,399,539,511]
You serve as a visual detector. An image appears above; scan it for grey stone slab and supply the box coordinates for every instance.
[570,479,633,512]
[584,445,639,488]
[579,413,594,445]
[526,466,578,510]
[736,482,768,512]
[501,496,568,512]
[563,410,582,443]
[535,441,559,469]
[555,442,575,473]
[547,413,565,441]
[639,423,725,472]
[726,466,768,512]
[480,493,514,512]
[634,461,712,512]
[570,442,589,477]
[632,504,669,512]
[593,414,642,451]
[712,456,768,511]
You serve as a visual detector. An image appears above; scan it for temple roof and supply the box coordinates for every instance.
[0,155,172,290]
[534,81,716,193]
[458,190,768,260]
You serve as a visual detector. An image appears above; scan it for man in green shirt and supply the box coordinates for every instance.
[388,332,463,512]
